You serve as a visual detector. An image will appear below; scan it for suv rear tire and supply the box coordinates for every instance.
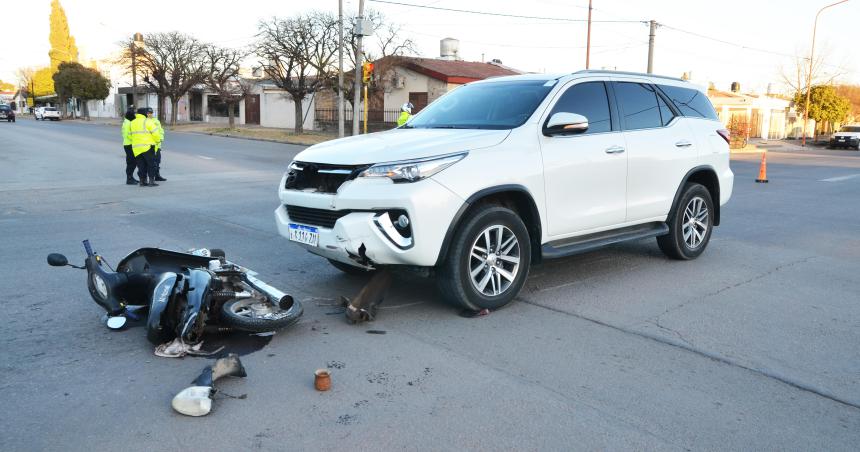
[437,204,531,311]
[658,183,714,260]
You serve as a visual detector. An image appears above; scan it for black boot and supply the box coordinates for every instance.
[140,181,149,187]
[154,175,166,182]
[126,177,138,185]
[147,179,159,187]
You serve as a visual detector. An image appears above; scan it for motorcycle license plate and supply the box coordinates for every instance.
[288,223,319,247]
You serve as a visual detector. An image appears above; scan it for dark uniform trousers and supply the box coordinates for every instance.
[135,146,156,182]
[123,145,138,178]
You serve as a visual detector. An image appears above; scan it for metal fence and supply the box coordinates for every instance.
[315,108,401,124]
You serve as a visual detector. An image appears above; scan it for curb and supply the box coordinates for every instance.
[181,130,324,146]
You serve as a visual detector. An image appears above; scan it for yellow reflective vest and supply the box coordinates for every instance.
[152,118,164,151]
[121,118,132,146]
[397,111,411,127]
[129,114,159,157]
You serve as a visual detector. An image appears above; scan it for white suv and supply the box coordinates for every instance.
[276,70,733,310]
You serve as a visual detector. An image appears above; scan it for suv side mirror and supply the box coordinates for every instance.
[47,253,69,267]
[544,112,589,136]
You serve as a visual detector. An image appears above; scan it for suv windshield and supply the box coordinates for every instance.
[406,80,555,130]
[840,126,860,133]
[45,107,58,111]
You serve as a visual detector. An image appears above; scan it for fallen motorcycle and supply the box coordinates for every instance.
[47,240,302,346]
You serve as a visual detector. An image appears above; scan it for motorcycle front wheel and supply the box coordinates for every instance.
[220,298,302,333]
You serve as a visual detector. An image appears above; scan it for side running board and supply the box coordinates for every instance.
[541,222,669,260]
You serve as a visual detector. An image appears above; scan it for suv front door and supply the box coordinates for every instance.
[538,80,627,237]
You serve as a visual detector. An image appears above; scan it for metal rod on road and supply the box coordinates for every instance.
[647,20,656,74]
[802,0,849,147]
[585,0,592,69]
[338,0,345,138]
[353,0,366,136]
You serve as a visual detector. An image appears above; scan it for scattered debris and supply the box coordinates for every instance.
[326,360,345,369]
[342,270,392,323]
[366,330,387,335]
[459,308,491,318]
[155,338,223,358]
[314,369,332,391]
[172,353,247,417]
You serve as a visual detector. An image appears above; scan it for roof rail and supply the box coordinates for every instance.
[571,69,686,82]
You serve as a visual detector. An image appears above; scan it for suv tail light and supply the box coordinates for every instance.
[717,129,730,144]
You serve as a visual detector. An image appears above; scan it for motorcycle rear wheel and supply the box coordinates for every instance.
[220,298,302,333]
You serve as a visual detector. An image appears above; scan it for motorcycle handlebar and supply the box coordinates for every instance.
[83,239,95,258]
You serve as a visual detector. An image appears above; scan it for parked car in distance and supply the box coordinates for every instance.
[35,106,61,121]
[829,125,860,150]
[275,70,734,311]
[0,105,15,122]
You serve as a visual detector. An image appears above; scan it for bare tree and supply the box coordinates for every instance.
[113,37,167,119]
[204,45,253,128]
[255,13,338,134]
[15,67,37,110]
[779,46,846,98]
[138,32,208,126]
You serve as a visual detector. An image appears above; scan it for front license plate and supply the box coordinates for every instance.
[288,223,319,247]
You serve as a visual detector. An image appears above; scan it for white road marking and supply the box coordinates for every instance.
[819,174,860,182]
[197,155,214,160]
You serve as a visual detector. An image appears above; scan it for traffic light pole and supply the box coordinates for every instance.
[363,84,369,134]
[352,0,365,135]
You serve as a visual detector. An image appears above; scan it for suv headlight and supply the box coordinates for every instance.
[358,152,467,183]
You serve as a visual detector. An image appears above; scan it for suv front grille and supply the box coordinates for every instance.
[286,205,349,229]
[284,162,369,194]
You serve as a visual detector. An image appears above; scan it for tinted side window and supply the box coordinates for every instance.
[659,85,719,120]
[614,82,662,130]
[548,81,612,134]
[657,94,675,126]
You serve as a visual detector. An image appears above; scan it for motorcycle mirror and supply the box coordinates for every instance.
[47,253,69,267]
[106,316,127,330]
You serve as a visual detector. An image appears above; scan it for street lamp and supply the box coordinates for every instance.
[131,32,144,110]
[802,0,849,146]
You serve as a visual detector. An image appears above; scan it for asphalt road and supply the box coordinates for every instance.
[1,118,859,451]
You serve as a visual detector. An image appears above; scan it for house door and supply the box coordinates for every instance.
[408,92,428,113]
[245,95,260,125]
[190,92,203,121]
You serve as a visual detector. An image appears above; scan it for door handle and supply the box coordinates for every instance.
[605,145,625,154]
[675,140,693,147]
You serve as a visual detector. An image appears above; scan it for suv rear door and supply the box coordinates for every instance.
[611,77,699,222]
[538,79,627,237]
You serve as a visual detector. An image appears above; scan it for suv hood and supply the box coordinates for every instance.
[294,128,511,165]
[834,132,860,137]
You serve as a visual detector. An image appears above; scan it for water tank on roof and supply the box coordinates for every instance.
[440,38,460,60]
[731,81,740,93]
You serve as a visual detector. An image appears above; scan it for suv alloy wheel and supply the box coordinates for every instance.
[657,183,714,260]
[437,204,531,310]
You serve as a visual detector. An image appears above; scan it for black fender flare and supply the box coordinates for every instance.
[434,184,542,267]
[669,165,721,226]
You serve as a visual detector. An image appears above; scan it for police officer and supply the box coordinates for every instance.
[121,108,139,184]
[129,107,160,187]
[151,114,166,181]
[397,102,413,127]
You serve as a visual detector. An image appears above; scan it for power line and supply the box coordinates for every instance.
[367,0,643,23]
[658,23,801,60]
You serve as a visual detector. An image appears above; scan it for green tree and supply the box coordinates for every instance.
[0,80,15,91]
[53,62,110,120]
[794,85,851,137]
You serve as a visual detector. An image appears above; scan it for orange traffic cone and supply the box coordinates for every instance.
[755,152,768,183]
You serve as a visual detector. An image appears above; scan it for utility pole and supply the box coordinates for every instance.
[352,0,366,136]
[337,0,345,138]
[131,32,144,109]
[802,0,849,146]
[585,0,593,69]
[646,20,656,74]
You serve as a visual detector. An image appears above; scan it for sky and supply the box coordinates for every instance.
[2,0,858,94]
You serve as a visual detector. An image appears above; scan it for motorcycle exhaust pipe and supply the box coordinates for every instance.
[243,274,294,310]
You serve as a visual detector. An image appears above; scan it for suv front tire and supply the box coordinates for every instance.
[437,204,531,311]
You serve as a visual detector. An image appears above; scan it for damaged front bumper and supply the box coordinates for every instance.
[275,174,464,269]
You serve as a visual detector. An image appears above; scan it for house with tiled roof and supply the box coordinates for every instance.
[315,38,522,130]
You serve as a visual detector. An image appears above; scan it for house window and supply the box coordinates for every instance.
[207,95,239,117]
[409,92,428,113]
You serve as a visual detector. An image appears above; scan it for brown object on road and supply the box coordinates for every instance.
[314,369,331,391]
[342,270,392,323]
